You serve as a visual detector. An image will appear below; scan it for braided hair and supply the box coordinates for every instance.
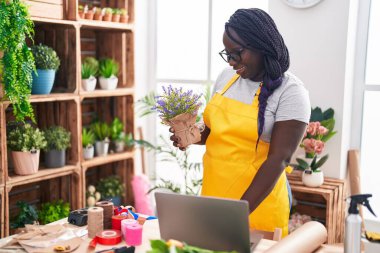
[225,8,289,146]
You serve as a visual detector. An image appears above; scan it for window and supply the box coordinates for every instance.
[154,0,268,189]
[358,0,380,221]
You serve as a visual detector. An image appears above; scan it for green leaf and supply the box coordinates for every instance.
[322,108,334,121]
[295,158,309,170]
[312,154,329,171]
[149,240,169,253]
[310,107,323,122]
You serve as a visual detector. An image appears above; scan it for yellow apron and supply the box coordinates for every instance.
[202,74,290,236]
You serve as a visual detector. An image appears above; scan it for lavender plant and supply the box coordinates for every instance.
[153,85,202,122]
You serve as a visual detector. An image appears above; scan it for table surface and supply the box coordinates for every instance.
[0,219,343,253]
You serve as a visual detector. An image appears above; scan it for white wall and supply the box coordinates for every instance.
[269,0,357,178]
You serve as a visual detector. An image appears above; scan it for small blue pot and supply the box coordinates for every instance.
[32,69,56,94]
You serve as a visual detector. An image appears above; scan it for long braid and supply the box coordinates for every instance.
[225,8,290,145]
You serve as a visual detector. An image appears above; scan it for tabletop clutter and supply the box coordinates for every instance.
[0,201,157,253]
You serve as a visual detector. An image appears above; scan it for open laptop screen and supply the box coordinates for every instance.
[155,192,253,253]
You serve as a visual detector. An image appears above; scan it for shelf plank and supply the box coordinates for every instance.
[31,17,77,27]
[79,19,134,31]
[82,151,134,168]
[7,165,79,187]
[80,87,134,98]
[2,93,78,105]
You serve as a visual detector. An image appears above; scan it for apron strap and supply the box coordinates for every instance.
[220,74,240,95]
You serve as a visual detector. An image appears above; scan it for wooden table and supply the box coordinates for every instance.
[0,219,343,253]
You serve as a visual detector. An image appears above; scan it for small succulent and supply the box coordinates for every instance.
[99,58,119,78]
[31,44,60,71]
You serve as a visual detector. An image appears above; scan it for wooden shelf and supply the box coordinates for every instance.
[80,88,134,98]
[7,165,79,187]
[2,93,78,105]
[79,19,134,31]
[31,17,77,27]
[82,151,134,168]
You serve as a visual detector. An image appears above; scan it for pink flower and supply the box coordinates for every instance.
[307,122,321,136]
[314,140,325,154]
[317,126,329,135]
[303,138,316,153]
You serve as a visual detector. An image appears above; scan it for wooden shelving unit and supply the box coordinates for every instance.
[0,0,135,237]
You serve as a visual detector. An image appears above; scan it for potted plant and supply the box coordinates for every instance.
[93,7,103,21]
[31,44,60,95]
[78,5,84,18]
[98,58,119,90]
[7,123,47,175]
[0,0,35,121]
[112,8,121,22]
[91,122,110,156]
[103,8,113,21]
[43,126,71,168]
[38,200,70,225]
[84,5,94,20]
[82,127,95,160]
[110,117,125,153]
[96,176,125,206]
[119,8,128,23]
[11,201,38,231]
[81,57,98,91]
[294,154,329,187]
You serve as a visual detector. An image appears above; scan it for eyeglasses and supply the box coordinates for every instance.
[219,48,245,63]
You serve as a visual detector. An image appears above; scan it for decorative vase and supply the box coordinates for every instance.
[82,77,97,91]
[12,150,40,175]
[99,76,118,90]
[302,169,324,187]
[32,69,56,94]
[45,149,66,168]
[83,145,94,160]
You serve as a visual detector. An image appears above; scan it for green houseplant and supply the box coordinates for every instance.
[98,58,119,90]
[38,200,70,225]
[31,44,60,94]
[0,0,35,122]
[11,201,38,229]
[120,8,128,23]
[91,121,110,156]
[7,123,47,175]
[43,126,71,168]
[103,7,113,21]
[82,127,95,160]
[96,176,125,206]
[110,117,125,153]
[81,57,98,91]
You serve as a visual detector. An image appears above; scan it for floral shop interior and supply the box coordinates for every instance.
[0,0,380,252]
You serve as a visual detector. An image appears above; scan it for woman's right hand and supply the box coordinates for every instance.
[169,127,186,151]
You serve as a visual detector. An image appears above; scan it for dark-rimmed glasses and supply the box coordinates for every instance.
[219,48,245,63]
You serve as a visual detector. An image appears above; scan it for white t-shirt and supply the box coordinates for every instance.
[212,67,311,142]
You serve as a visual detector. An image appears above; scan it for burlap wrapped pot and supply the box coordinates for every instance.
[166,113,201,148]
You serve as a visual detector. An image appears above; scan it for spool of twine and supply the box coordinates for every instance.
[88,207,104,238]
[96,201,114,229]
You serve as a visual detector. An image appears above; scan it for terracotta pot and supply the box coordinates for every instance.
[11,150,40,175]
[103,14,112,22]
[120,15,129,23]
[78,12,84,19]
[85,11,94,20]
[112,14,120,22]
[302,169,324,187]
[94,13,103,21]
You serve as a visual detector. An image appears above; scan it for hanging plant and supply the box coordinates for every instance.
[0,0,35,122]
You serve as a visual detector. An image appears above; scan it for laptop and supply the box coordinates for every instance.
[155,192,262,253]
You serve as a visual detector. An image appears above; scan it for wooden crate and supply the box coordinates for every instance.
[24,0,67,20]
[80,28,134,89]
[287,171,346,243]
[0,185,4,238]
[3,98,81,177]
[4,173,80,236]
[31,22,79,94]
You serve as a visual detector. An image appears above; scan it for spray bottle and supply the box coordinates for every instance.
[344,194,376,253]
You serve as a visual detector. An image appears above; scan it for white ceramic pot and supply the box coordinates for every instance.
[95,140,110,156]
[114,141,125,153]
[99,75,118,90]
[83,145,94,160]
[82,76,97,91]
[302,169,324,187]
